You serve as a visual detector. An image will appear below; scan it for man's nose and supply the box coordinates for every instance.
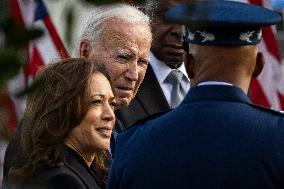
[170,24,183,39]
[125,62,139,81]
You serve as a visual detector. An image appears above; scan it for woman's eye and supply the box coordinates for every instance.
[91,99,103,105]
[110,102,117,109]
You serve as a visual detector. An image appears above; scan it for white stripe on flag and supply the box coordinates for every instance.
[33,21,61,64]
[17,0,35,27]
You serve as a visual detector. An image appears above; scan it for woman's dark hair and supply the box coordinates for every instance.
[9,58,112,184]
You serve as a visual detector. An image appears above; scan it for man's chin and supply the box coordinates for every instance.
[158,56,183,68]
[116,97,131,108]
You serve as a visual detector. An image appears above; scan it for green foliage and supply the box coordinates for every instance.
[5,25,43,48]
[0,48,25,87]
[65,5,75,48]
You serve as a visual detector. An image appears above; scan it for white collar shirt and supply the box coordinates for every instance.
[197,81,233,87]
[149,52,190,106]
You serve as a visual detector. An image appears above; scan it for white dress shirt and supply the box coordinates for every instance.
[149,52,190,105]
[197,81,233,86]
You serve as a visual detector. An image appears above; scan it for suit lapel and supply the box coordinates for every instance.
[136,65,170,114]
[64,149,101,189]
[115,65,170,127]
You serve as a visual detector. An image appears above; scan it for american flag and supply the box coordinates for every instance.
[2,0,69,134]
[236,0,284,110]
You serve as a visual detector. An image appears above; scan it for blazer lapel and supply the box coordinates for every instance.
[136,65,170,114]
[64,149,101,189]
[115,65,170,127]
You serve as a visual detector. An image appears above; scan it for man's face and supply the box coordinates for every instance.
[86,20,152,107]
[150,0,184,69]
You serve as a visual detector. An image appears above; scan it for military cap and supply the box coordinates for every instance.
[165,1,282,46]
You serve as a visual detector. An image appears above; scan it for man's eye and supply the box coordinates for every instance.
[138,60,149,66]
[118,55,129,60]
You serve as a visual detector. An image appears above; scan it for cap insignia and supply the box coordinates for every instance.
[239,31,255,43]
[196,31,215,43]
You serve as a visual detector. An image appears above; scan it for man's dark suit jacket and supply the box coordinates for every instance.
[109,85,284,189]
[116,65,170,128]
[9,148,103,189]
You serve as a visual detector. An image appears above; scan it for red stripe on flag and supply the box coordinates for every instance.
[43,17,69,59]
[9,0,25,26]
[250,79,270,107]
[248,0,262,6]
[0,92,18,132]
[248,0,284,110]
[279,93,284,110]
[28,46,45,77]
[249,0,281,62]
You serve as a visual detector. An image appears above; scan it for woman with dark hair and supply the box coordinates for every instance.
[8,58,116,189]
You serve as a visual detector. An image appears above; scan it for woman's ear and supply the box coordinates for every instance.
[252,52,264,78]
[80,41,90,58]
[184,52,195,79]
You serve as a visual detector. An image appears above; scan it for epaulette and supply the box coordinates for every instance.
[120,109,172,133]
[249,103,284,117]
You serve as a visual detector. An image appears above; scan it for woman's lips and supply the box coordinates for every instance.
[95,127,112,138]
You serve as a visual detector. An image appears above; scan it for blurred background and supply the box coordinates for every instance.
[272,0,284,64]
[43,0,284,65]
[0,0,284,187]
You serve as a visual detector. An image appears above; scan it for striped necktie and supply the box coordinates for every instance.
[166,70,186,108]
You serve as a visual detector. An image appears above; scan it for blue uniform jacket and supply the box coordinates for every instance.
[108,85,284,189]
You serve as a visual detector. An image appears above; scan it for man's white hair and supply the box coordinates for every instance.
[74,3,150,57]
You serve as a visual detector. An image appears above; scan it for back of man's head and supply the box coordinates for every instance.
[186,44,259,90]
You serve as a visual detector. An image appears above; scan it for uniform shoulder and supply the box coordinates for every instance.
[120,109,172,133]
[249,103,284,117]
[115,110,172,148]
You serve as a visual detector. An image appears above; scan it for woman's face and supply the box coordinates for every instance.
[67,72,116,153]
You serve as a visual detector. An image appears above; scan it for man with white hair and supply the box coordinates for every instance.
[2,3,152,187]
[78,4,152,110]
[116,0,190,128]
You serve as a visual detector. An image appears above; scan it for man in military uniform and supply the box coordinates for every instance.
[108,1,284,189]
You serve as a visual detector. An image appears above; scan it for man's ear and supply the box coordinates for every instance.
[80,41,90,58]
[252,52,264,78]
[184,52,195,79]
